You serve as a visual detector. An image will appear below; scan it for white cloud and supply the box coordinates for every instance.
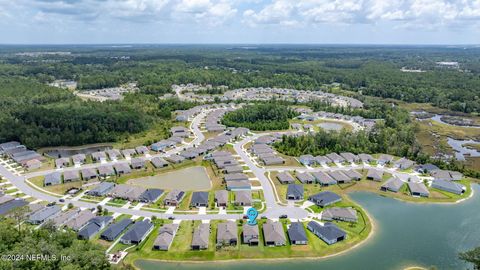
[173,0,237,26]
[242,0,480,28]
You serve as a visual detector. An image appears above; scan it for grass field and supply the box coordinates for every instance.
[124,212,372,263]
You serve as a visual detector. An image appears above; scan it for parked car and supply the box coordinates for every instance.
[59,198,65,203]
[279,215,288,219]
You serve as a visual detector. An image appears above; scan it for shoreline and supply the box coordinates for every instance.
[131,209,377,269]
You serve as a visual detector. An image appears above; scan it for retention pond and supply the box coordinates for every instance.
[135,185,480,270]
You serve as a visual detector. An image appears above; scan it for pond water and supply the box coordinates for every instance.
[447,137,480,161]
[129,166,211,190]
[318,122,344,132]
[412,111,480,129]
[135,185,480,270]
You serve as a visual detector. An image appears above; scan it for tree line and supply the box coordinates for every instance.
[222,103,299,131]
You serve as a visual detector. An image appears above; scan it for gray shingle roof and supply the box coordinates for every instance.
[121,220,153,243]
[288,222,308,243]
[101,218,132,241]
[191,192,209,206]
[308,191,342,207]
[287,184,304,199]
[263,221,286,245]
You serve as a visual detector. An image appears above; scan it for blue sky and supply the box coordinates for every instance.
[1,0,479,44]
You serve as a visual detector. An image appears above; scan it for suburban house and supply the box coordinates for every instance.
[86,182,115,197]
[64,210,95,231]
[326,153,344,163]
[153,224,179,251]
[224,165,243,174]
[121,220,154,245]
[135,145,149,155]
[308,191,342,207]
[407,182,430,197]
[100,218,133,241]
[311,171,337,186]
[263,220,287,246]
[217,221,238,246]
[98,165,115,177]
[44,172,62,186]
[28,205,61,225]
[299,155,316,166]
[296,172,315,184]
[215,190,228,207]
[114,162,132,175]
[77,216,113,240]
[277,172,295,184]
[234,190,252,206]
[71,154,86,165]
[431,180,466,195]
[190,192,209,208]
[394,158,415,170]
[307,221,346,245]
[106,149,121,160]
[121,149,136,158]
[191,223,210,250]
[377,154,394,165]
[380,177,404,193]
[415,164,439,174]
[63,170,80,183]
[315,156,331,165]
[287,222,308,245]
[431,170,463,181]
[242,224,259,246]
[165,155,185,164]
[164,190,185,206]
[170,126,190,138]
[0,198,28,216]
[262,156,285,166]
[224,173,249,182]
[286,184,304,200]
[358,153,375,163]
[340,152,359,163]
[343,169,363,181]
[55,157,70,168]
[139,189,164,203]
[151,157,168,168]
[367,169,384,181]
[49,208,80,228]
[327,171,351,184]
[81,168,98,180]
[131,157,146,169]
[322,207,358,222]
[226,180,252,191]
[91,152,107,162]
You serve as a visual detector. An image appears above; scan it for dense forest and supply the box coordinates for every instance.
[1,45,479,113]
[0,76,196,149]
[0,214,110,270]
[0,45,479,151]
[222,103,299,131]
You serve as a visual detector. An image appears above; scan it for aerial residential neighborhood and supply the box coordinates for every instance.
[1,2,480,270]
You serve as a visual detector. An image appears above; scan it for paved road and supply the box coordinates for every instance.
[24,109,209,179]
[0,107,310,220]
[0,163,244,221]
[233,134,310,219]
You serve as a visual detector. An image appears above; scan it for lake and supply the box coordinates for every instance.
[128,166,212,190]
[447,137,480,161]
[135,185,480,270]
